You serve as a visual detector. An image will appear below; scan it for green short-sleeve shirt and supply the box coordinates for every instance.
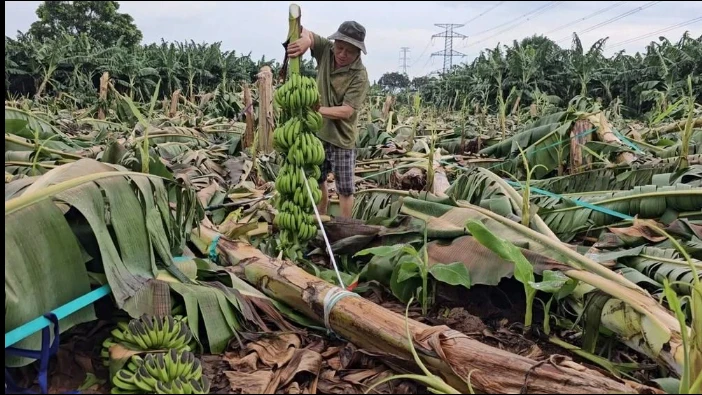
[310,32,370,150]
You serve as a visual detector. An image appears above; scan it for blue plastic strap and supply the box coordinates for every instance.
[4,312,81,394]
[5,284,111,349]
[209,234,222,263]
[505,180,634,221]
[612,128,645,153]
[438,159,634,221]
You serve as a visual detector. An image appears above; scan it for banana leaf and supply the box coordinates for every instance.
[5,107,74,144]
[147,126,211,148]
[620,246,702,296]
[528,159,701,194]
[491,120,575,179]
[478,110,568,158]
[5,159,202,317]
[5,198,96,367]
[536,184,702,241]
[658,129,702,158]
[352,191,403,221]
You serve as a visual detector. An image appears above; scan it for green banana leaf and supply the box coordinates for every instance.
[5,198,96,367]
[537,184,702,241]
[528,159,701,194]
[620,246,702,296]
[478,110,568,158]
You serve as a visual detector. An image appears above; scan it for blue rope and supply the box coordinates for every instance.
[5,284,112,349]
[209,234,222,263]
[612,128,645,154]
[504,180,634,220]
[440,159,634,221]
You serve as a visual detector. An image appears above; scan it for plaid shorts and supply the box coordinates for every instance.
[320,141,355,196]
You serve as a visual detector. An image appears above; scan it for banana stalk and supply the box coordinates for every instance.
[288,4,301,75]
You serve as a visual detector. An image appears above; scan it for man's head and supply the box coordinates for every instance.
[328,21,366,67]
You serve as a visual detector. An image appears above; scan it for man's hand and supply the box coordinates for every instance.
[287,36,312,58]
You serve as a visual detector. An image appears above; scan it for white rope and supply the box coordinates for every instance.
[302,175,346,289]
[323,286,360,334]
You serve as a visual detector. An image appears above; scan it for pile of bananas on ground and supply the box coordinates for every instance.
[272,73,326,259]
[110,350,210,394]
[101,314,196,366]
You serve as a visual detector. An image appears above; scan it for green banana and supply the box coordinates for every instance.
[274,72,329,255]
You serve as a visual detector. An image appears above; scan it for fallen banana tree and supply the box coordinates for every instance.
[399,195,689,376]
[191,225,660,394]
[438,166,693,375]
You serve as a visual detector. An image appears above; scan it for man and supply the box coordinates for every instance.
[286,21,370,219]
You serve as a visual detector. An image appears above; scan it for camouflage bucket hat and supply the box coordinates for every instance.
[328,21,367,55]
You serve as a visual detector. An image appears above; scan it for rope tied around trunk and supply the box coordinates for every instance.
[323,287,360,337]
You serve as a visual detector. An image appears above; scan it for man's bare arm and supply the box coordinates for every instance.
[318,74,366,121]
[319,105,354,120]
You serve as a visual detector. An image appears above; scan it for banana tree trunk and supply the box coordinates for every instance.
[257,66,275,154]
[645,117,702,137]
[191,226,659,395]
[242,83,255,149]
[431,150,450,197]
[588,112,636,164]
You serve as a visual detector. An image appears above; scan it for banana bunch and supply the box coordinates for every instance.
[273,71,327,259]
[275,164,322,195]
[273,117,325,159]
[111,350,211,394]
[274,200,319,243]
[274,73,321,113]
[101,315,194,366]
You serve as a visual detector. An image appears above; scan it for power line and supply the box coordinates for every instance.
[578,1,661,35]
[608,16,702,48]
[543,1,628,36]
[466,1,560,39]
[462,1,563,50]
[461,1,507,25]
[399,47,411,74]
[410,38,434,69]
[431,24,468,73]
[557,1,662,43]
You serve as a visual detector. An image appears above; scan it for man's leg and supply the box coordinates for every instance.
[333,145,356,219]
[339,192,354,218]
[317,179,329,215]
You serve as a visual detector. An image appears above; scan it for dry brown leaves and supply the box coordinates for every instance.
[222,332,420,394]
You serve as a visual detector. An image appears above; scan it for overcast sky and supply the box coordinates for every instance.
[5,1,702,82]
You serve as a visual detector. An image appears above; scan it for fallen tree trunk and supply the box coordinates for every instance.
[193,226,660,394]
[432,150,450,197]
[643,116,702,137]
[588,113,637,164]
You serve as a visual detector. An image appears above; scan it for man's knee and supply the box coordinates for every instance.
[336,182,355,197]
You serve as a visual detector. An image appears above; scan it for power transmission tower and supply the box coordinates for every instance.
[399,47,410,75]
[431,24,467,73]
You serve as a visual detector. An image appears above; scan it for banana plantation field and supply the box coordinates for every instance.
[5,11,702,395]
